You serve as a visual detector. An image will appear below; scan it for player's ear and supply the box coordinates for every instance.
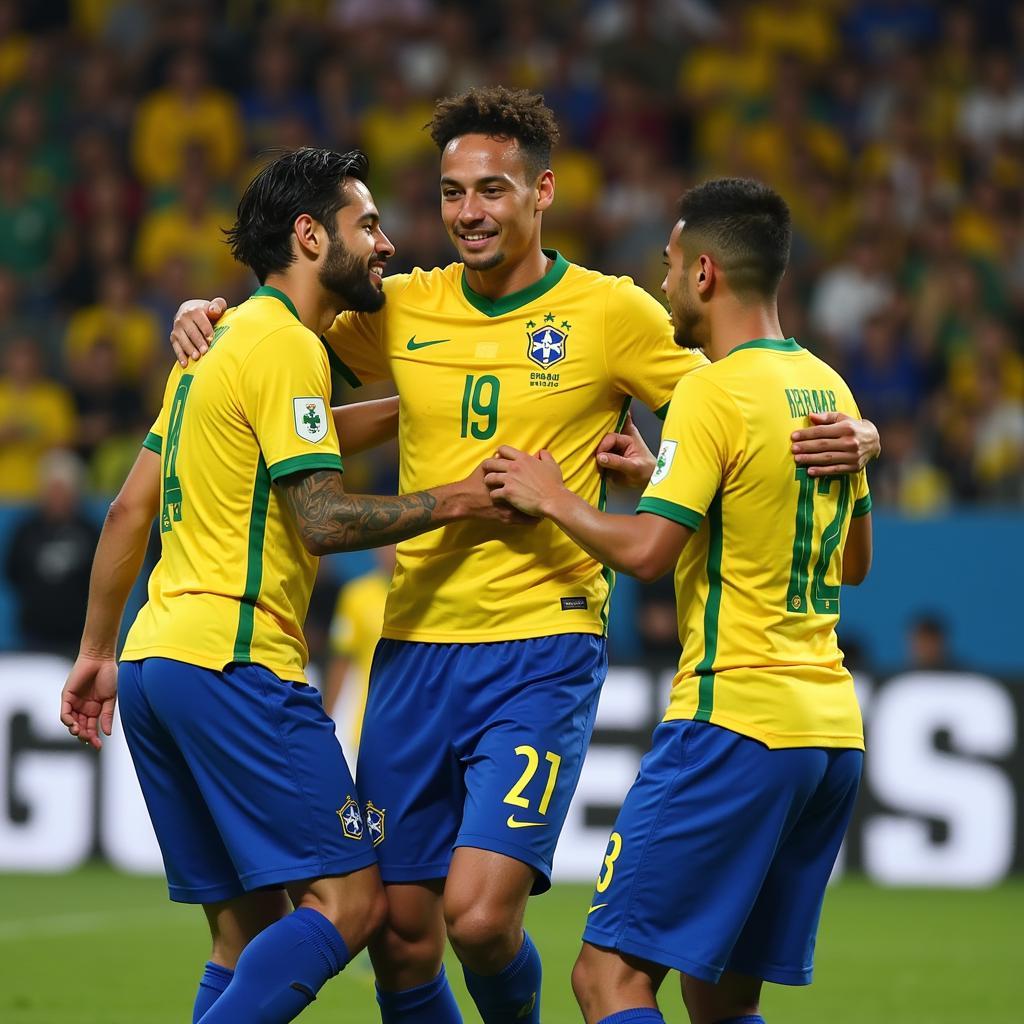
[535,169,555,213]
[696,254,714,294]
[293,213,320,259]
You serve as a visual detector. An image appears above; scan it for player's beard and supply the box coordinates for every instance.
[319,234,386,313]
[671,287,706,352]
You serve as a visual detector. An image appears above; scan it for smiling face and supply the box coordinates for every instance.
[320,177,394,312]
[439,133,552,274]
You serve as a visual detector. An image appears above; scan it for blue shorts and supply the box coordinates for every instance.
[582,720,862,985]
[118,658,377,904]
[356,634,606,894]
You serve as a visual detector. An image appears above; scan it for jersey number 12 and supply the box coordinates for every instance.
[786,468,851,615]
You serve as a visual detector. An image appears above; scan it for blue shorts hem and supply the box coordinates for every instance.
[582,927,724,983]
[728,959,814,986]
[378,860,451,885]
[240,855,378,891]
[455,833,553,894]
[168,880,246,904]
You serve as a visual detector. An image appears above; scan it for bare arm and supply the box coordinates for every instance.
[484,447,692,582]
[276,465,521,556]
[842,512,872,585]
[333,396,399,455]
[61,447,160,749]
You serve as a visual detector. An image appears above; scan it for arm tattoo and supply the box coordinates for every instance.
[278,470,440,553]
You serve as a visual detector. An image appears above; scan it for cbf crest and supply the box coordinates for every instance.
[337,796,364,841]
[365,801,386,847]
[526,312,570,369]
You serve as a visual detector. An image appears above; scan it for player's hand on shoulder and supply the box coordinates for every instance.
[171,297,227,367]
[595,412,656,489]
[482,446,564,518]
[60,654,119,751]
[791,412,880,476]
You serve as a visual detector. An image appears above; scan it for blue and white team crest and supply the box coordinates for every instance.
[337,796,364,841]
[365,801,386,847]
[527,323,567,368]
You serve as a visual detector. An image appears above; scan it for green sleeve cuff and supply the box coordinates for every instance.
[142,431,162,455]
[636,496,703,530]
[268,452,344,481]
[321,337,362,388]
[852,494,872,517]
[653,400,670,421]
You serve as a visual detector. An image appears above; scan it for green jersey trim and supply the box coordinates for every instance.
[597,397,633,631]
[321,336,362,388]
[142,431,162,455]
[268,452,344,482]
[727,337,801,357]
[694,492,724,721]
[636,497,703,531]
[852,494,872,517]
[233,456,272,663]
[460,249,570,318]
[654,401,670,421]
[252,285,300,322]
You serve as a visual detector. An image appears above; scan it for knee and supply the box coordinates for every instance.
[303,880,388,955]
[444,902,517,963]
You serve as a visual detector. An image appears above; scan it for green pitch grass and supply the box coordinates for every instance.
[0,866,1019,1023]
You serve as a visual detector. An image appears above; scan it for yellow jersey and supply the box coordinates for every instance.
[323,251,706,643]
[122,286,344,681]
[637,338,871,750]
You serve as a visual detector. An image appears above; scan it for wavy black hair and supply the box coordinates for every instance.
[429,86,560,180]
[676,178,792,300]
[225,147,369,283]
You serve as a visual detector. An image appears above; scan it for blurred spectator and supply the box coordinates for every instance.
[3,449,99,657]
[135,159,241,300]
[0,336,74,500]
[905,612,954,671]
[130,49,243,190]
[0,146,59,287]
[241,36,320,156]
[359,76,436,196]
[67,338,145,466]
[65,266,160,384]
[957,50,1024,157]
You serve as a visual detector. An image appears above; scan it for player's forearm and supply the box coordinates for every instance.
[79,499,153,658]
[332,396,399,455]
[280,470,475,555]
[541,490,665,581]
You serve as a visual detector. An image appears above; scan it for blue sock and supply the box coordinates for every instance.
[713,1017,765,1024]
[462,931,542,1023]
[193,962,233,1022]
[376,965,462,1023]
[198,907,350,1023]
[597,1011,665,1023]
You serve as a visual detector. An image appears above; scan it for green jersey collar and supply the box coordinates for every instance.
[727,337,801,357]
[252,284,300,322]
[460,249,570,317]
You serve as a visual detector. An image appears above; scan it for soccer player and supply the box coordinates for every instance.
[170,89,880,1024]
[59,147,513,1024]
[483,178,872,1024]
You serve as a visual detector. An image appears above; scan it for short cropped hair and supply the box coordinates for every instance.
[429,86,560,180]
[225,147,369,283]
[677,178,792,300]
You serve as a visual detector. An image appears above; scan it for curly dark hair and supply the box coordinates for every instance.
[429,86,560,180]
[225,147,369,284]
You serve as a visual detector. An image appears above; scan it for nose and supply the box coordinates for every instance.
[375,228,395,259]
[660,275,668,295]
[457,191,484,224]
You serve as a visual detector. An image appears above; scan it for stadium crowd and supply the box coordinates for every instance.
[0,0,1022,658]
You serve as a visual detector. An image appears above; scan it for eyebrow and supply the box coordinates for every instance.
[439,175,513,188]
[356,210,380,226]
